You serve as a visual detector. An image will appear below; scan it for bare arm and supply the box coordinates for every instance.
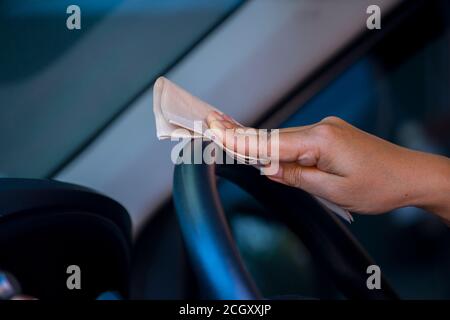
[207,112,450,223]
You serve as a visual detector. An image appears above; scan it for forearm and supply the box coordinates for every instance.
[406,149,450,223]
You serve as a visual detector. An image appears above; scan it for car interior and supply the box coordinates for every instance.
[1,0,449,300]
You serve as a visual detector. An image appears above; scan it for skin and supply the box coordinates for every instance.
[207,111,450,224]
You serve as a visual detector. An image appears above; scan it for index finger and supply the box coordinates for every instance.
[206,112,317,163]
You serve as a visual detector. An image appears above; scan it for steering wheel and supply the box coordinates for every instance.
[0,178,131,299]
[173,141,399,300]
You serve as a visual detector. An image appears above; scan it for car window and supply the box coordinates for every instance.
[0,0,242,178]
[283,4,450,158]
[225,1,450,299]
[283,39,450,158]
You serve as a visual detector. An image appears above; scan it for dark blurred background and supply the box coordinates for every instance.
[1,0,449,299]
[133,0,450,300]
[223,0,450,299]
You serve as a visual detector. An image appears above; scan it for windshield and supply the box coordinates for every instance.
[0,0,241,178]
[231,1,450,299]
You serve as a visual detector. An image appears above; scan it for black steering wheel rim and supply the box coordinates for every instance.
[173,140,398,300]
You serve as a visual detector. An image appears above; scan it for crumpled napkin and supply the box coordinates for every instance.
[153,76,353,223]
[153,76,265,164]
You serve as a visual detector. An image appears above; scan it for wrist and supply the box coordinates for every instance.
[407,150,450,222]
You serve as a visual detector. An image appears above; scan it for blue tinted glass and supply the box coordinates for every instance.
[0,0,241,177]
[282,59,381,133]
[283,35,450,158]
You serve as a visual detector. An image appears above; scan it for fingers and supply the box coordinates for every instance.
[206,111,346,201]
[272,130,318,163]
[206,111,318,163]
[264,162,343,200]
[206,111,264,159]
[206,113,233,130]
[206,111,243,130]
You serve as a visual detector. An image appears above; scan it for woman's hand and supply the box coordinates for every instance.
[207,112,450,222]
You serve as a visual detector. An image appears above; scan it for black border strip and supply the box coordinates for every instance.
[48,0,248,178]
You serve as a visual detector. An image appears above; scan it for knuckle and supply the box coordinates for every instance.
[283,166,303,187]
[313,122,337,140]
[322,116,344,124]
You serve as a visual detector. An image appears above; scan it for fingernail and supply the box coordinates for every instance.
[222,113,234,122]
[211,111,224,120]
[222,120,235,129]
[271,166,283,178]
[208,127,224,141]
[209,120,226,130]
[261,165,283,178]
[207,111,227,130]
[222,113,244,128]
